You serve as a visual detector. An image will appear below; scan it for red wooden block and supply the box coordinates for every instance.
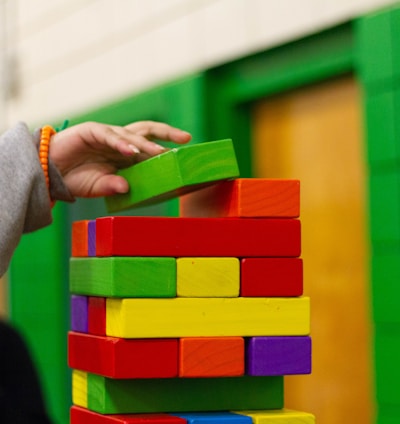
[180,179,300,218]
[179,337,244,377]
[70,406,187,424]
[88,297,106,336]
[240,258,303,297]
[68,332,178,378]
[72,220,90,257]
[96,217,300,258]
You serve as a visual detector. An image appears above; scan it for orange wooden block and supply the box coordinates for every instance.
[179,178,300,218]
[179,337,244,377]
[72,220,90,257]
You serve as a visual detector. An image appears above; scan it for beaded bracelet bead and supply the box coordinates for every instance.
[39,125,56,203]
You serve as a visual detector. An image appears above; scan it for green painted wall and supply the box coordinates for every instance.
[8,204,70,424]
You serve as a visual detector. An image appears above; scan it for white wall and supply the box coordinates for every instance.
[0,0,397,129]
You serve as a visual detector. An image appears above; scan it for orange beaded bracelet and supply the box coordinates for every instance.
[39,125,56,202]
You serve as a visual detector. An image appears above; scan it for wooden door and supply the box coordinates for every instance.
[252,76,374,423]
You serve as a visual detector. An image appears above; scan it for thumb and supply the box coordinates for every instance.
[91,175,129,197]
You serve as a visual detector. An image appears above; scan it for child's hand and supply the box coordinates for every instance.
[49,120,191,198]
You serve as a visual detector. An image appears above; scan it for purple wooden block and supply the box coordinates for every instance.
[88,220,96,257]
[246,336,312,376]
[70,294,88,333]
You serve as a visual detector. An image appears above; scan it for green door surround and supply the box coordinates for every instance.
[8,4,400,423]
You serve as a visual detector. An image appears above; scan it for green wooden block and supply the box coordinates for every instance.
[69,257,176,297]
[76,372,283,414]
[105,139,240,213]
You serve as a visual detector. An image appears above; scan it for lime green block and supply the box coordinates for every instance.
[69,257,176,297]
[74,372,283,414]
[105,139,239,213]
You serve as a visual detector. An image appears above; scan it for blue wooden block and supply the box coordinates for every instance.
[71,295,88,333]
[246,336,312,376]
[174,412,252,424]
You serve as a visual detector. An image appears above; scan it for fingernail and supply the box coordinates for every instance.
[154,143,166,152]
[130,145,140,154]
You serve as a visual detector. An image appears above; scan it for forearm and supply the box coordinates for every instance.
[0,122,73,276]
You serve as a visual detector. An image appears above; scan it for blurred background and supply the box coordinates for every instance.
[1,1,399,423]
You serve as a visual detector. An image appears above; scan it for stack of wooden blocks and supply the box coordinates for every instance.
[68,139,315,423]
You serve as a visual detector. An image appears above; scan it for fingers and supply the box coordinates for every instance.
[86,121,189,158]
[101,122,190,159]
[51,121,192,183]
[124,121,192,144]
[110,127,167,157]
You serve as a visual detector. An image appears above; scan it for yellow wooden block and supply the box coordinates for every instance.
[106,297,310,338]
[72,370,88,409]
[177,257,240,297]
[234,409,315,423]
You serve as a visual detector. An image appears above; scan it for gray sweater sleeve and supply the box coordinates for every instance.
[0,122,74,276]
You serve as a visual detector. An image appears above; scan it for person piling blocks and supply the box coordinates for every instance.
[68,138,315,423]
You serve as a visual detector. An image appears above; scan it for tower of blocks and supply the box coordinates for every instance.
[68,139,315,423]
